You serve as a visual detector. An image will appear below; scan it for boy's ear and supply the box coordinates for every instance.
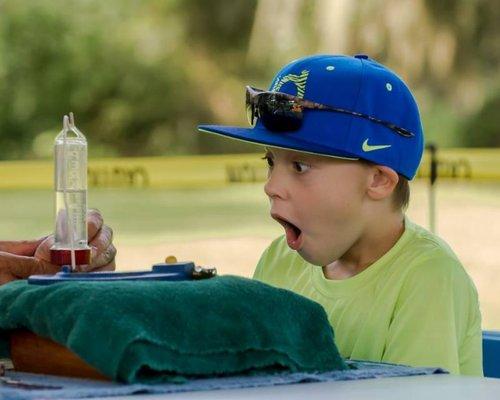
[366,165,399,201]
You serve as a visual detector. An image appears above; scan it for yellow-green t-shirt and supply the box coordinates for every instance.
[253,217,483,376]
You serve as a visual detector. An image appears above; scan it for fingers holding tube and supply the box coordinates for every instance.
[79,225,116,271]
[87,209,104,242]
[90,244,117,271]
[32,222,115,272]
[89,224,113,257]
[87,257,116,273]
[33,236,55,263]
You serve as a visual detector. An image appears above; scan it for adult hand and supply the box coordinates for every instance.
[0,209,116,285]
[0,237,52,285]
[34,209,116,272]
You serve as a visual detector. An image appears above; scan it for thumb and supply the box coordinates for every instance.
[1,252,61,279]
[0,237,48,257]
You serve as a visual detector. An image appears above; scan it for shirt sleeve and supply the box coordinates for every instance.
[382,251,483,376]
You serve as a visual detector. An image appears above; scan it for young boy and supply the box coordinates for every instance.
[198,54,482,376]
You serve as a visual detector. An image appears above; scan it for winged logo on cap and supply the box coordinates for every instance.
[271,70,309,98]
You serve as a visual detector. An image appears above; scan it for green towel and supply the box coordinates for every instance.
[0,276,346,383]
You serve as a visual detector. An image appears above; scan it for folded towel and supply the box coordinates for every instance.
[0,276,346,383]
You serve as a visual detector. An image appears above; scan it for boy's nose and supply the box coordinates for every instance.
[264,170,287,200]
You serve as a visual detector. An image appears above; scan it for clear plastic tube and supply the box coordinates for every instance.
[50,113,90,268]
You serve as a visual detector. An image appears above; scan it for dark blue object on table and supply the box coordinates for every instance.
[27,262,211,285]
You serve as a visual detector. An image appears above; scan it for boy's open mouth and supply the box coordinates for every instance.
[271,213,303,251]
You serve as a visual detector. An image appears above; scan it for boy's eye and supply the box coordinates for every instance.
[293,161,311,173]
[261,155,274,168]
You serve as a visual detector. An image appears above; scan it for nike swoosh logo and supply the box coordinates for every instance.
[362,139,392,152]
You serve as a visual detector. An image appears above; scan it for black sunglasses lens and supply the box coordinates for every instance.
[260,109,302,131]
[257,95,303,131]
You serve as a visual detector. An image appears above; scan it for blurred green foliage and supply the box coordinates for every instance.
[0,0,258,159]
[462,93,500,147]
[0,0,497,160]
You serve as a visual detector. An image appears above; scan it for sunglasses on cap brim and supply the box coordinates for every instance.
[245,86,415,138]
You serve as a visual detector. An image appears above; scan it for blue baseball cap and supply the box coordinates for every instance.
[198,54,424,180]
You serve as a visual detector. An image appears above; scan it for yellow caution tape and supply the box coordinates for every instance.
[0,149,498,190]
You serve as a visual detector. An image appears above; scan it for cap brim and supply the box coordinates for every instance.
[198,124,359,160]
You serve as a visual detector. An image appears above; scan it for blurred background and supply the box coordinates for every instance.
[1,0,499,158]
[0,0,499,327]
